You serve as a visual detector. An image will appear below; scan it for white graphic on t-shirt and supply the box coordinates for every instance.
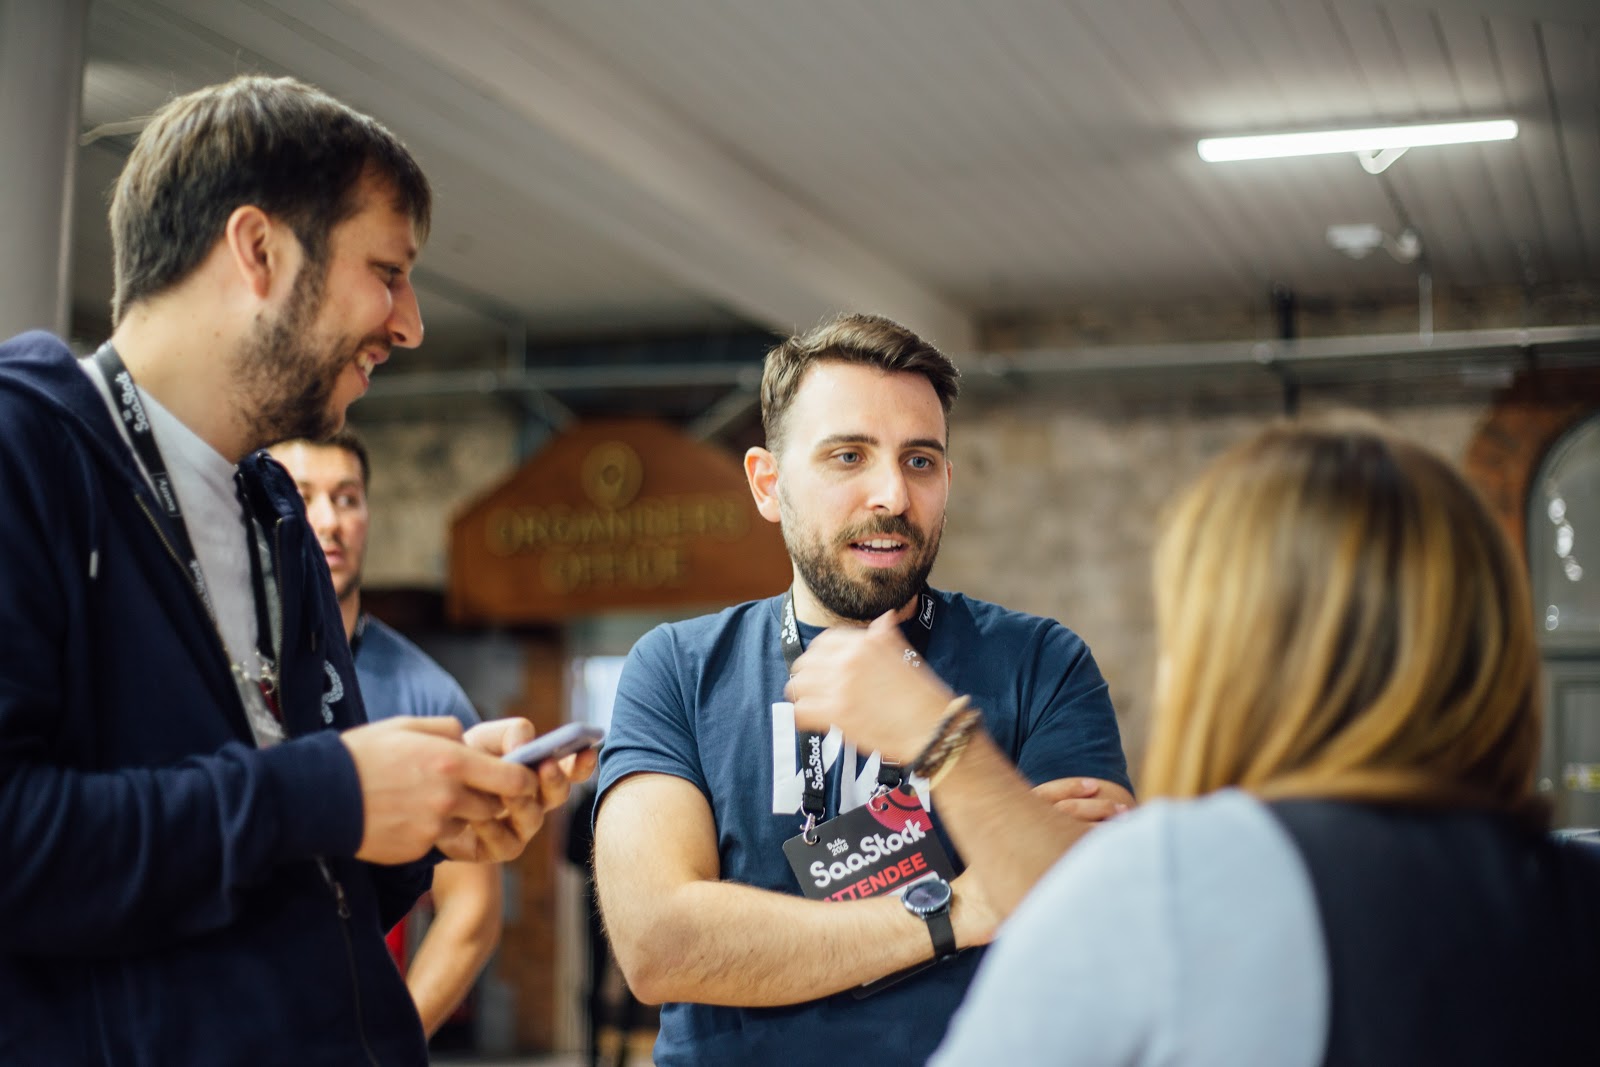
[770,702,932,815]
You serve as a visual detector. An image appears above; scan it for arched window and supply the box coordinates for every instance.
[1531,414,1600,641]
[1529,413,1600,828]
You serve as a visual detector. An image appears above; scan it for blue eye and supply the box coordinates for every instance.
[908,455,933,470]
[837,451,862,464]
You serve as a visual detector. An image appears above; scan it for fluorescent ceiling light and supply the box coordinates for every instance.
[1198,119,1518,163]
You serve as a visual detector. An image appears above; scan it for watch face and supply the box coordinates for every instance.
[904,877,952,915]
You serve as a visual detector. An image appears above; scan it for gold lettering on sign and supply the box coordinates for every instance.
[485,441,752,593]
[542,545,692,593]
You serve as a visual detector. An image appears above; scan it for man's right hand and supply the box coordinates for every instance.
[435,718,598,863]
[341,716,538,865]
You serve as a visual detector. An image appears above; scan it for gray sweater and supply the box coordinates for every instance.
[931,790,1327,1067]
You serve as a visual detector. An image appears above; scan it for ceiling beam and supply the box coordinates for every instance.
[689,385,763,443]
[1382,0,1598,24]
[993,325,1600,379]
[330,0,975,354]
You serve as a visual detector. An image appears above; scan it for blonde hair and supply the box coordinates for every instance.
[1142,415,1542,817]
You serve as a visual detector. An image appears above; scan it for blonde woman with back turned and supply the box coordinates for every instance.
[933,415,1600,1066]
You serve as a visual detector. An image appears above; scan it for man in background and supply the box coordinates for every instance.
[271,430,503,1040]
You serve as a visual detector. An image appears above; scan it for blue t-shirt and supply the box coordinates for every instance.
[597,588,1128,1067]
[353,615,479,731]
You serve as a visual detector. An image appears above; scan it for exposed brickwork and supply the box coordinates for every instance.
[934,387,1486,780]
[1464,369,1600,565]
[351,413,521,587]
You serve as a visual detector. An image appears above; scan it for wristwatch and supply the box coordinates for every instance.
[902,876,957,961]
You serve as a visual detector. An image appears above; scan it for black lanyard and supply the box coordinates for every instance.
[94,343,282,717]
[780,587,937,837]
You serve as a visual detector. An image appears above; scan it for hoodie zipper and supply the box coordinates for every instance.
[294,516,380,1066]
[318,858,381,1066]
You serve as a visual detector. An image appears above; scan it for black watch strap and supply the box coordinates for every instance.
[925,908,957,961]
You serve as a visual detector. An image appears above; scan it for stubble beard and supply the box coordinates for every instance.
[782,495,941,622]
[237,259,346,452]
[330,554,363,604]
[335,568,363,609]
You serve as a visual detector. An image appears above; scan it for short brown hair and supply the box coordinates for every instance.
[759,313,960,451]
[110,75,431,323]
[274,427,371,489]
[1142,415,1542,819]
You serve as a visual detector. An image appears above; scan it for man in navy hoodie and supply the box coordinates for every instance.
[0,75,591,1065]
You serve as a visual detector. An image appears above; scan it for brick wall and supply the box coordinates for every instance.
[350,284,1598,780]
[351,387,1493,782]
[352,412,521,587]
[933,388,1487,779]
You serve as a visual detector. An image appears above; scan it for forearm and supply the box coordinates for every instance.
[404,861,503,1037]
[0,735,362,955]
[932,733,1090,918]
[597,770,963,1007]
[609,877,944,1007]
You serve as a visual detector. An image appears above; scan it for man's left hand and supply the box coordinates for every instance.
[436,718,598,862]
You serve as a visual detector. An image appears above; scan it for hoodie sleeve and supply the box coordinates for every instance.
[0,391,366,955]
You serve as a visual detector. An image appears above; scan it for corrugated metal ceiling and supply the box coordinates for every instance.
[67,0,1599,418]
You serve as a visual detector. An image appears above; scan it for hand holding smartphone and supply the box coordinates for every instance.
[502,722,604,768]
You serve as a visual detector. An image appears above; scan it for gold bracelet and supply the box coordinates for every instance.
[911,696,984,789]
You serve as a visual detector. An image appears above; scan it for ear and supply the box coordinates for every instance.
[744,447,782,525]
[221,205,292,301]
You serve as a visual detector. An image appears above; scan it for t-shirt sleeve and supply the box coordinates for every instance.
[354,622,481,732]
[930,793,1328,1067]
[437,676,480,730]
[1013,623,1131,792]
[596,624,707,810]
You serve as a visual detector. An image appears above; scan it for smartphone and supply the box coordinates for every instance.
[502,722,604,768]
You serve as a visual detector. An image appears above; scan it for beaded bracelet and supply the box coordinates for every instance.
[910,695,985,789]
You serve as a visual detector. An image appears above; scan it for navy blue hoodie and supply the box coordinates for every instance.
[0,332,432,1065]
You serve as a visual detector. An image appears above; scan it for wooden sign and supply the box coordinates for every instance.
[449,419,792,623]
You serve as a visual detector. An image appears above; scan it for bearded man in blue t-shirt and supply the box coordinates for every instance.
[594,312,1133,1067]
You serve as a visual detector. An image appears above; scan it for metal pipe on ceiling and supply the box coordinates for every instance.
[983,325,1600,380]
[363,324,1600,405]
[365,361,765,399]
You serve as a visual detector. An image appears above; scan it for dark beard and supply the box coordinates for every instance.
[238,260,342,451]
[331,555,364,604]
[785,511,939,622]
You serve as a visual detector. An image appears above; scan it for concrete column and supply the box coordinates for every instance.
[0,0,88,339]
